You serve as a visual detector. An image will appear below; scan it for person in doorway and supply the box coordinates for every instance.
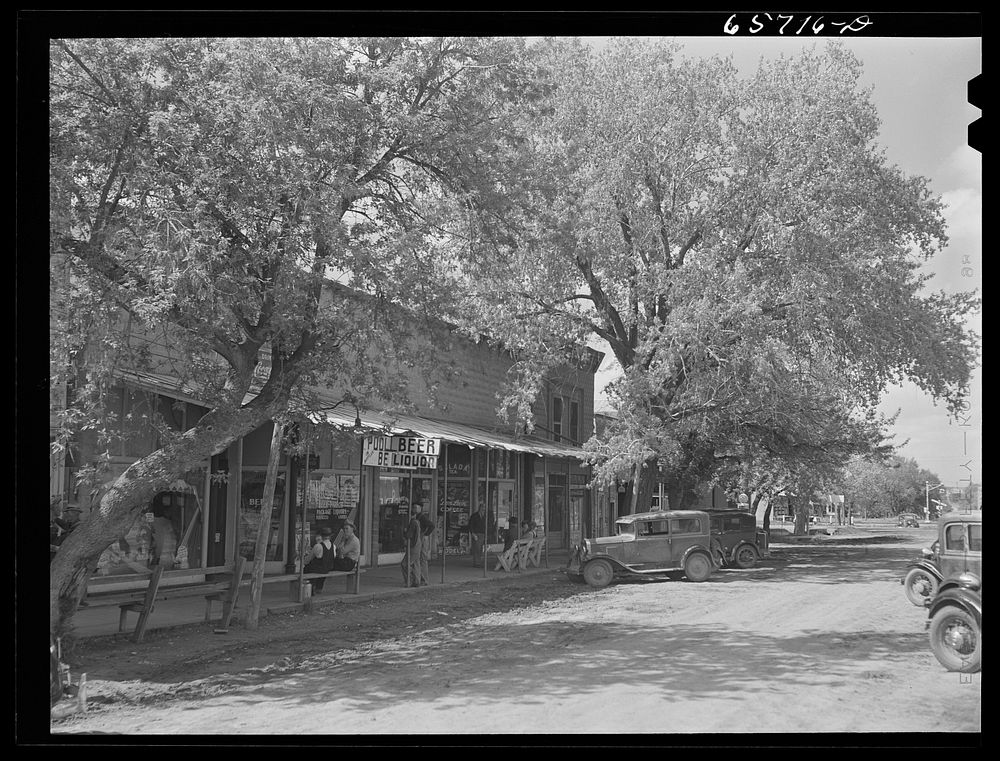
[519,520,535,540]
[468,505,487,566]
[333,521,360,571]
[417,508,435,586]
[303,526,336,593]
[401,503,423,586]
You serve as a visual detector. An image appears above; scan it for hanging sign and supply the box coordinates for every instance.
[363,436,441,470]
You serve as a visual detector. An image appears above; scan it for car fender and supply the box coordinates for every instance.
[730,541,759,561]
[927,587,982,626]
[582,553,632,574]
[904,559,943,583]
[681,544,717,569]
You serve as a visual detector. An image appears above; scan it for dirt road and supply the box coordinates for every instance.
[51,527,981,736]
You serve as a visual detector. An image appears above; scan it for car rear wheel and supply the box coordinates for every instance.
[929,606,981,672]
[903,567,939,606]
[684,552,712,582]
[734,545,758,569]
[582,559,614,588]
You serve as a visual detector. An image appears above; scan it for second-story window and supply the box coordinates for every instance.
[569,399,580,443]
[552,396,563,442]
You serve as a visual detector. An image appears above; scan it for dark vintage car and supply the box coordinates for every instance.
[565,510,716,588]
[707,509,769,569]
[901,540,942,606]
[897,512,922,528]
[925,511,981,673]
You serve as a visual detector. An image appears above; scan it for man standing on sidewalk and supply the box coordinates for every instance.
[401,502,423,587]
[468,505,486,566]
[417,509,435,585]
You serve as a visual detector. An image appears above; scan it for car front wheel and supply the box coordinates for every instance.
[903,567,939,606]
[684,552,712,582]
[582,559,614,588]
[929,606,981,673]
[734,545,758,569]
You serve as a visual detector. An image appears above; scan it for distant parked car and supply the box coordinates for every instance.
[707,510,769,569]
[897,512,921,528]
[925,511,981,673]
[565,510,716,588]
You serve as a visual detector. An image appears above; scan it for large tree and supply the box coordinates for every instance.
[451,38,979,508]
[49,37,530,637]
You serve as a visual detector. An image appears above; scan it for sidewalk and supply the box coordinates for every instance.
[68,549,571,640]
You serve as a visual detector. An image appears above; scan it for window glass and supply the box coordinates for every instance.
[968,523,982,552]
[724,516,742,532]
[616,521,636,537]
[945,524,967,551]
[552,397,564,442]
[671,517,703,534]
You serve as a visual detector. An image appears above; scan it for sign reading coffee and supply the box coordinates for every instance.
[363,436,441,470]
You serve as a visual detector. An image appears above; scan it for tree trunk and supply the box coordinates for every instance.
[630,459,658,513]
[792,497,809,536]
[246,421,285,629]
[761,501,773,535]
[49,401,280,640]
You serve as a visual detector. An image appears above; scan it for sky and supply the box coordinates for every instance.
[590,34,982,489]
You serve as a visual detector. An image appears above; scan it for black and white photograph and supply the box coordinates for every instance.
[24,10,980,744]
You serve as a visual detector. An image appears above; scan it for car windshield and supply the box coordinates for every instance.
[615,522,636,537]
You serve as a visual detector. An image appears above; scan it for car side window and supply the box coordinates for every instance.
[968,523,982,552]
[945,524,967,551]
[649,520,669,536]
[725,516,742,532]
[671,517,702,534]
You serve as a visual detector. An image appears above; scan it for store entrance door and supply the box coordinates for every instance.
[375,472,433,566]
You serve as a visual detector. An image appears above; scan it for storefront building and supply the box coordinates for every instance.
[51,334,603,583]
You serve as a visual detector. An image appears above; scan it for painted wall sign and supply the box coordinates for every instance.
[363,436,441,470]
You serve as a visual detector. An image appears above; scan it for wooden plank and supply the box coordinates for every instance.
[219,556,248,630]
[129,565,164,643]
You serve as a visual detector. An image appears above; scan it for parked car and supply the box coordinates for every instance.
[925,511,981,672]
[897,512,921,528]
[901,540,942,606]
[565,510,716,588]
[707,509,769,569]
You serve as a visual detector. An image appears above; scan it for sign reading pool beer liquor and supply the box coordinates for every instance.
[362,436,441,470]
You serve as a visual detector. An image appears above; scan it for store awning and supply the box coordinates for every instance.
[309,408,589,462]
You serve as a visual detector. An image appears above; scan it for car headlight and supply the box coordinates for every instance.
[957,572,981,592]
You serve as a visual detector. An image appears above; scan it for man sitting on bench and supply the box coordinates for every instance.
[333,520,360,571]
[303,526,337,593]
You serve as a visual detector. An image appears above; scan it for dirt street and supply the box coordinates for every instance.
[50,527,981,737]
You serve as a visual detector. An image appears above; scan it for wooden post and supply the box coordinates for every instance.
[247,420,285,629]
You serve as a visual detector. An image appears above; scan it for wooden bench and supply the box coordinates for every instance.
[84,560,248,642]
[493,539,533,572]
[205,563,365,622]
[526,535,546,567]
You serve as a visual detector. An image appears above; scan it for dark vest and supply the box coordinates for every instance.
[305,539,336,574]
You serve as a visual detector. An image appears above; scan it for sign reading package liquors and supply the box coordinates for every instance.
[363,436,441,470]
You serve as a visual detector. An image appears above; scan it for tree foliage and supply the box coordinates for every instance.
[452,37,979,506]
[49,36,529,636]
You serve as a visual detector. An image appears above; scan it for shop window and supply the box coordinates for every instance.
[551,396,564,441]
[439,444,471,478]
[239,470,286,561]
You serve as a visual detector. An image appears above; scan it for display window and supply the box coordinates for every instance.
[440,480,471,554]
[239,470,286,562]
[295,470,361,564]
[95,468,207,576]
